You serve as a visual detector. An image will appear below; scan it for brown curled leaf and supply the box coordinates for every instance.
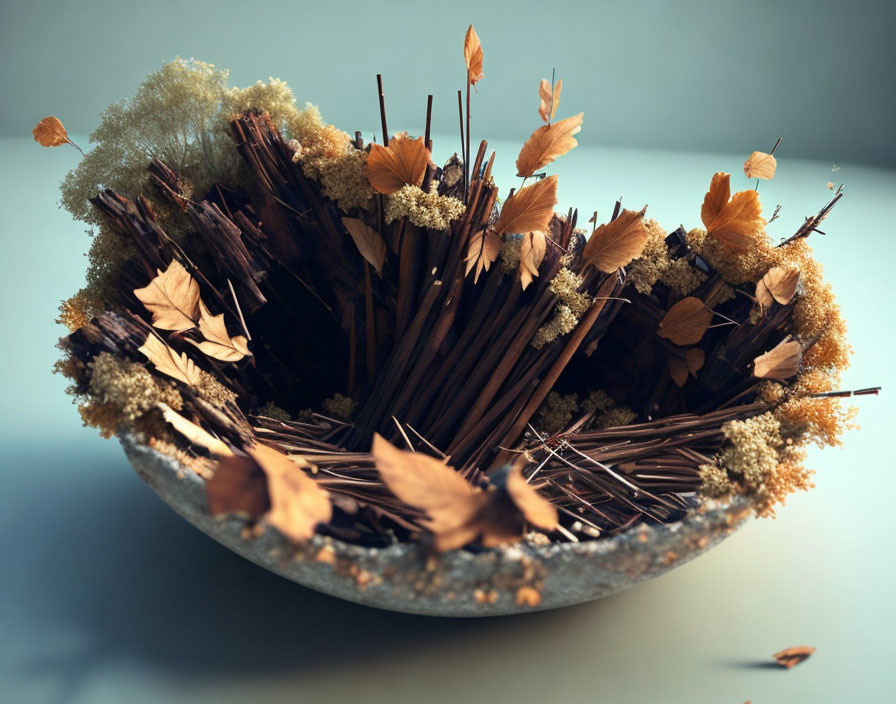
[494,175,558,236]
[581,207,650,273]
[701,172,764,252]
[367,135,430,195]
[754,338,802,380]
[516,113,583,177]
[744,151,777,180]
[657,297,713,346]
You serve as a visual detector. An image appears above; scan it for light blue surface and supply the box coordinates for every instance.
[1,133,893,703]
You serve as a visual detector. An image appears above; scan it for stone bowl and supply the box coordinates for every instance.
[121,433,753,617]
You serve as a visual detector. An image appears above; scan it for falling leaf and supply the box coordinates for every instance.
[248,443,331,543]
[159,403,233,456]
[756,267,799,307]
[686,348,705,376]
[190,300,251,362]
[373,434,487,551]
[773,646,816,669]
[505,466,558,530]
[657,297,713,346]
[538,77,562,123]
[700,172,764,252]
[519,231,547,290]
[516,113,583,177]
[207,454,270,519]
[138,332,203,386]
[744,151,777,180]
[581,207,650,273]
[367,135,431,195]
[754,338,802,380]
[464,25,484,85]
[494,175,558,236]
[668,357,689,387]
[342,216,387,275]
[465,227,502,283]
[134,259,200,332]
[33,116,82,152]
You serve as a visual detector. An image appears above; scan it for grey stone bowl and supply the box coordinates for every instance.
[121,433,752,617]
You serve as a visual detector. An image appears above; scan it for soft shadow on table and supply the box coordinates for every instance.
[2,447,596,701]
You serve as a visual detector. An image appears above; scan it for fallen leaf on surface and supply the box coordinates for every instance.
[744,151,777,180]
[701,172,764,252]
[657,297,713,346]
[342,216,388,275]
[134,259,200,332]
[465,227,502,283]
[464,25,484,85]
[757,266,799,307]
[581,207,650,273]
[754,338,802,380]
[516,113,583,177]
[494,175,558,236]
[773,645,816,669]
[519,231,547,290]
[138,333,203,386]
[538,77,562,123]
[190,300,251,362]
[159,403,233,456]
[367,136,431,195]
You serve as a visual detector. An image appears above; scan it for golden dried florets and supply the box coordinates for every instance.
[384,185,465,230]
[535,391,580,434]
[322,393,358,420]
[87,352,183,423]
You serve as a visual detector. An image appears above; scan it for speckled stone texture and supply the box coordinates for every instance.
[121,433,752,617]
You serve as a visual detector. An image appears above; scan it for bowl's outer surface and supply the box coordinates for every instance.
[121,433,752,617]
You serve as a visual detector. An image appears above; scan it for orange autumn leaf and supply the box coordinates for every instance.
[342,216,387,275]
[581,207,650,273]
[518,231,547,290]
[657,297,713,346]
[189,300,251,363]
[538,77,562,123]
[464,25,484,85]
[32,116,82,152]
[700,172,764,252]
[516,113,583,177]
[367,135,430,195]
[756,266,799,308]
[505,466,558,531]
[494,175,558,236]
[207,454,270,519]
[133,259,200,332]
[773,646,816,669]
[138,333,203,387]
[465,227,502,283]
[754,338,802,380]
[744,151,777,180]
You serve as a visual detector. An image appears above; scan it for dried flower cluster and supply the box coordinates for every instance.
[41,25,866,553]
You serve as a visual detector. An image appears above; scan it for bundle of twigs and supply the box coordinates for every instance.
[43,27,872,551]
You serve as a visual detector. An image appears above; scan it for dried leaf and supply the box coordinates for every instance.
[700,172,764,252]
[465,227,502,283]
[760,266,800,305]
[754,338,802,380]
[744,151,777,180]
[657,297,713,346]
[207,454,270,519]
[494,175,558,236]
[464,25,484,85]
[367,135,430,195]
[773,646,816,669]
[519,231,547,290]
[373,434,487,550]
[516,113,583,177]
[134,259,199,332]
[581,207,650,273]
[538,77,562,123]
[159,403,233,456]
[342,216,387,275]
[138,333,203,386]
[686,348,705,376]
[32,116,71,147]
[668,357,689,387]
[188,300,251,362]
[505,467,558,530]
[755,277,774,309]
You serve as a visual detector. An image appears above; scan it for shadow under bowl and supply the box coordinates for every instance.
[121,433,752,617]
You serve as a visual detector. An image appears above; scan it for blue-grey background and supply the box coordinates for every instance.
[1,1,894,702]
[2,0,895,166]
